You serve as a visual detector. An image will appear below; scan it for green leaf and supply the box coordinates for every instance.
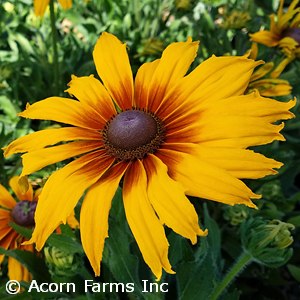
[287,264,300,282]
[46,233,84,255]
[168,232,194,266]
[9,222,32,239]
[287,215,300,227]
[177,204,222,300]
[0,96,18,121]
[0,248,51,282]
[202,203,221,262]
[176,244,217,300]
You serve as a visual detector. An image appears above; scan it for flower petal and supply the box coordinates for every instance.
[0,184,16,209]
[251,62,274,81]
[157,149,260,207]
[197,116,286,148]
[250,31,280,47]
[165,143,283,179]
[199,93,296,124]
[66,75,116,125]
[8,256,31,282]
[134,59,160,109]
[3,127,101,157]
[123,160,174,280]
[0,223,13,240]
[93,32,134,110]
[34,0,50,17]
[58,0,72,9]
[158,55,261,121]
[9,176,33,201]
[143,155,207,244]
[135,38,199,112]
[18,97,103,130]
[0,230,18,252]
[204,148,282,179]
[21,140,103,177]
[80,162,127,276]
[24,150,114,250]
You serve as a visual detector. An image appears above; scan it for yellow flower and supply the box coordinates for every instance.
[34,0,72,17]
[250,0,300,57]
[3,33,295,280]
[0,177,37,282]
[247,43,292,97]
[0,176,78,281]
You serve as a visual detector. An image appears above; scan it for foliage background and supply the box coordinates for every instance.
[0,0,300,299]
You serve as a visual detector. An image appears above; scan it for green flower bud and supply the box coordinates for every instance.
[223,204,249,226]
[241,218,294,268]
[258,180,284,202]
[44,246,81,277]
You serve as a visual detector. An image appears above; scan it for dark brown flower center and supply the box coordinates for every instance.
[103,109,165,160]
[11,200,37,227]
[283,28,300,44]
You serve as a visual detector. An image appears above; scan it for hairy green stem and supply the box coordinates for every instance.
[210,251,252,300]
[49,0,59,95]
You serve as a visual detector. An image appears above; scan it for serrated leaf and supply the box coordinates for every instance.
[176,247,217,300]
[177,204,222,300]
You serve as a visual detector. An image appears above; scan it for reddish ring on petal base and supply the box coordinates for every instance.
[103,109,165,160]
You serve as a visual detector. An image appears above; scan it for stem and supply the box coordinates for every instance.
[49,0,59,95]
[210,251,252,300]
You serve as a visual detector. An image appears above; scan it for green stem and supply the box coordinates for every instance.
[49,0,59,95]
[210,251,252,300]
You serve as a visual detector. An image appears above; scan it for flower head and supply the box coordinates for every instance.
[250,0,300,57]
[3,32,295,280]
[34,0,72,17]
[0,177,37,282]
[247,43,292,97]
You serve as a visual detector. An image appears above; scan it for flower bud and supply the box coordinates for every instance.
[241,218,294,267]
[44,246,81,277]
[223,204,249,226]
[258,180,284,202]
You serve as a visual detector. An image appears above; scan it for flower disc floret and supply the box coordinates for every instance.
[103,109,165,161]
[283,28,300,44]
[11,200,37,226]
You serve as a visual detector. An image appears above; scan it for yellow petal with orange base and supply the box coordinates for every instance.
[93,32,134,110]
[80,162,127,276]
[157,149,260,207]
[23,151,114,251]
[123,160,174,280]
[144,155,207,244]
